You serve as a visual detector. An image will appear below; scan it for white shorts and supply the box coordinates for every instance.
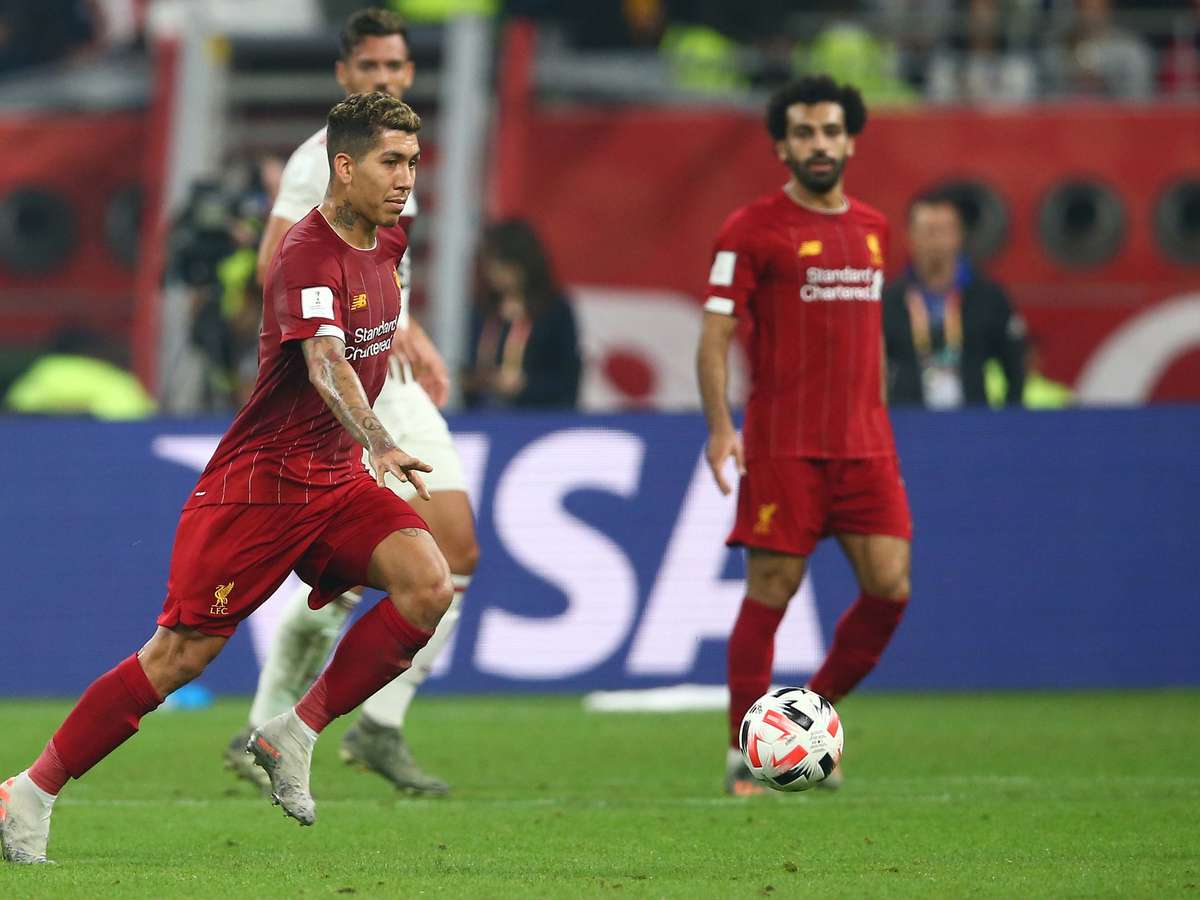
[367,370,467,499]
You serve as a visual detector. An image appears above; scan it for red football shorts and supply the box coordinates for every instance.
[158,476,428,637]
[727,456,912,558]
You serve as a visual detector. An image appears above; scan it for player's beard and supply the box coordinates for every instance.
[786,153,846,196]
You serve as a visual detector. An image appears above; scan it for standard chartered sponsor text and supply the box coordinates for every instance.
[346,316,400,361]
[801,268,883,302]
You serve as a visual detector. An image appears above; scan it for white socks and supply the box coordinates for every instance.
[360,576,468,729]
[248,585,356,729]
[287,710,319,752]
[17,771,56,811]
[249,575,469,733]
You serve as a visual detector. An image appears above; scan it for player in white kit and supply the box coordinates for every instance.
[223,8,478,796]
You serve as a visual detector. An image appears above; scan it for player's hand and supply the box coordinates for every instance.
[391,327,451,407]
[705,427,745,496]
[415,354,451,408]
[390,328,418,381]
[369,446,434,500]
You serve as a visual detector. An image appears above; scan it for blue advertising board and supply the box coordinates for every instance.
[1,407,1197,696]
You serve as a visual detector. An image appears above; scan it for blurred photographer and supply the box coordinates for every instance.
[168,161,277,409]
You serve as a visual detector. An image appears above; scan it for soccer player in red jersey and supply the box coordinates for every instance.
[697,76,913,795]
[0,93,450,863]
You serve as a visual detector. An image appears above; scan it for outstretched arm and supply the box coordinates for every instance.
[302,335,432,498]
[697,311,745,495]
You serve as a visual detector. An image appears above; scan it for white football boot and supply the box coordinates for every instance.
[0,772,55,864]
[223,726,271,793]
[247,712,317,826]
[723,747,767,796]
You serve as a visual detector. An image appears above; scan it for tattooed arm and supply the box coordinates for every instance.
[302,335,432,498]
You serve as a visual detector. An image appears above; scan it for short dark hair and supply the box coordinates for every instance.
[766,75,867,140]
[327,92,421,164]
[908,189,964,225]
[340,7,409,60]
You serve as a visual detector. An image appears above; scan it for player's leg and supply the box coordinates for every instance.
[2,627,226,864]
[808,533,910,703]
[250,494,453,825]
[228,499,469,795]
[346,486,477,795]
[248,590,357,730]
[224,587,355,790]
[731,550,810,741]
[296,527,452,728]
[724,549,808,795]
[802,457,912,790]
[344,378,478,792]
[808,455,913,704]
[722,458,825,794]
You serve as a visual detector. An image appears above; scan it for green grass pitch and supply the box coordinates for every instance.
[1,691,1197,898]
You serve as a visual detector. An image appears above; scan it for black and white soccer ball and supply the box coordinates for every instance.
[738,687,844,792]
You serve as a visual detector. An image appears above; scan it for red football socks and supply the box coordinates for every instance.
[295,599,432,733]
[27,740,68,796]
[727,596,787,748]
[808,592,907,703]
[28,654,162,795]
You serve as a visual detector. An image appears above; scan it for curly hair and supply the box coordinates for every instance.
[326,91,421,163]
[766,75,867,140]
[340,7,409,60]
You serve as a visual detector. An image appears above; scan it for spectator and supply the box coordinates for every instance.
[867,0,954,93]
[463,219,581,410]
[798,21,919,107]
[660,21,746,94]
[884,192,1026,409]
[1042,0,1154,99]
[926,0,1038,104]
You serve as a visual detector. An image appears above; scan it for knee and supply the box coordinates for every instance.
[443,534,480,578]
[747,569,804,608]
[397,566,453,631]
[863,562,910,602]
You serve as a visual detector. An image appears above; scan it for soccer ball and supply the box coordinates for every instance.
[738,687,844,792]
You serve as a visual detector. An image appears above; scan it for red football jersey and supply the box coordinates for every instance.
[188,209,408,505]
[705,190,895,459]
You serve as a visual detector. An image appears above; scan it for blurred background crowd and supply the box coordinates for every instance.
[0,0,1197,417]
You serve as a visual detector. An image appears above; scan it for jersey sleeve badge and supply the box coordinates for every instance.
[300,286,335,320]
